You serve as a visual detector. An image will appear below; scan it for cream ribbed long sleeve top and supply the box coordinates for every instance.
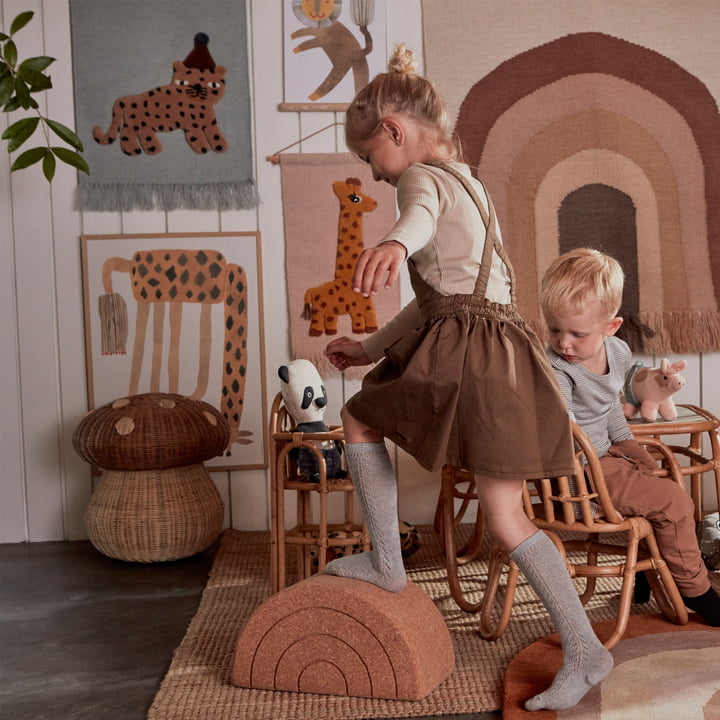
[362,161,512,362]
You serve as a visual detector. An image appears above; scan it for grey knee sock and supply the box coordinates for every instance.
[324,442,407,592]
[510,530,614,711]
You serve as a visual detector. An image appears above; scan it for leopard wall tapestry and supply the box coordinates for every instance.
[70,0,258,212]
[93,33,228,157]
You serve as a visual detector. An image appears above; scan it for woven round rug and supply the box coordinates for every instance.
[503,614,720,719]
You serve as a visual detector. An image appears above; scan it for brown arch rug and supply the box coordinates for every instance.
[503,614,720,719]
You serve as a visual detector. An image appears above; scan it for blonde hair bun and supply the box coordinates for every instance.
[387,44,417,76]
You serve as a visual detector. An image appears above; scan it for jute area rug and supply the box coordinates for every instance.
[148,527,715,720]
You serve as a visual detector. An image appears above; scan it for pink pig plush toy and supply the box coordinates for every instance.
[623,358,687,421]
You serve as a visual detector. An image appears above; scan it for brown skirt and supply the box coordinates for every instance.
[346,300,575,480]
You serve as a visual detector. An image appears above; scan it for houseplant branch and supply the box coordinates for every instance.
[1,10,89,181]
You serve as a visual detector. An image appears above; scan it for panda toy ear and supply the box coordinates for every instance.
[278,365,290,384]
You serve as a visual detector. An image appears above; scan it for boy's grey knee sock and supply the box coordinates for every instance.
[510,530,613,711]
[324,442,407,592]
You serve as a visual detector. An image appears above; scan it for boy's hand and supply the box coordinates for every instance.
[353,241,406,297]
[325,336,371,371]
[611,439,657,471]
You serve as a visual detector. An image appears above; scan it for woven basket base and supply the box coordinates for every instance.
[85,463,224,562]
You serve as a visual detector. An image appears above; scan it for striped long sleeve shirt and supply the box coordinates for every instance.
[547,335,635,459]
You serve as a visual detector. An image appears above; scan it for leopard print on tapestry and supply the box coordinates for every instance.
[93,61,227,156]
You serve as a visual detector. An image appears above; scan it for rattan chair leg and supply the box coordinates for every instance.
[440,470,487,612]
[643,535,689,626]
[435,466,484,562]
[479,543,519,640]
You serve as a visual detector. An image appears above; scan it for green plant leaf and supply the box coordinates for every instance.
[0,32,10,42]
[13,77,32,108]
[3,96,20,112]
[18,67,52,91]
[0,74,14,107]
[51,146,90,174]
[19,56,54,73]
[42,148,56,181]
[4,39,18,68]
[46,119,83,151]
[10,11,34,36]
[2,116,39,152]
[11,145,47,170]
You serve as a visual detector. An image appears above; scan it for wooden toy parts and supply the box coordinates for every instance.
[623,358,687,422]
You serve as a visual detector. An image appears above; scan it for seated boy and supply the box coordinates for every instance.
[540,247,720,626]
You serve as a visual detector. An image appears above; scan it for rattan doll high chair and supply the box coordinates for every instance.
[269,392,369,593]
[436,421,689,649]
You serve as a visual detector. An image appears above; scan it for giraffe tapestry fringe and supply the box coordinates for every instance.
[280,153,400,379]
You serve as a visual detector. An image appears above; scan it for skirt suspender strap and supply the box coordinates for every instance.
[425,160,517,304]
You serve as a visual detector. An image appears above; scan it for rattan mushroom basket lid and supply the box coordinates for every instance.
[72,393,230,471]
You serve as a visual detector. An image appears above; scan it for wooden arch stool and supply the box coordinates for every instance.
[233,573,455,700]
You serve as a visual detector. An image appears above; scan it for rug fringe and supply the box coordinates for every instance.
[638,311,720,355]
[75,180,260,212]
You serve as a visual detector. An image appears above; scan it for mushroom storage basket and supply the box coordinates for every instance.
[73,393,229,562]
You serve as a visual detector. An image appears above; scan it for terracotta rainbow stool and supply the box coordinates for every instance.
[232,573,455,700]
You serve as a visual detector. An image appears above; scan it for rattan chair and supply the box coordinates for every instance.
[436,421,689,648]
[269,392,369,593]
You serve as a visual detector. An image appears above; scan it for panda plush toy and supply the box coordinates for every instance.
[278,359,346,482]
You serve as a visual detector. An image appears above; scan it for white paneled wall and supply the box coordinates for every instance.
[1,0,718,542]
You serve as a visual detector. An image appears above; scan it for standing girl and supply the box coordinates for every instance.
[324,45,613,711]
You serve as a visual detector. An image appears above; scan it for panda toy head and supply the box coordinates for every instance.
[278,359,328,427]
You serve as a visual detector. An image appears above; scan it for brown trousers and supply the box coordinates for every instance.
[599,450,709,597]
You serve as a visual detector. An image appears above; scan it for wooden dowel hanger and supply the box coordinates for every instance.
[266,121,344,164]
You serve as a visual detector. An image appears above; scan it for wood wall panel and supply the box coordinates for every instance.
[0,0,716,542]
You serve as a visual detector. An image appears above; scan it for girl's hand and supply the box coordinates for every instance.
[353,241,406,297]
[324,336,371,371]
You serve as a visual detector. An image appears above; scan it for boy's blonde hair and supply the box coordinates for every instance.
[541,248,624,319]
[344,44,458,161]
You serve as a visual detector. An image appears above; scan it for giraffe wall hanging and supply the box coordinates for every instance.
[81,232,267,471]
[302,177,379,336]
[280,153,400,380]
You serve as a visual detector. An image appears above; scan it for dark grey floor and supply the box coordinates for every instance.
[0,540,500,720]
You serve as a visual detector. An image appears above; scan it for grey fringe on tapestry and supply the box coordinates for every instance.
[70,0,259,212]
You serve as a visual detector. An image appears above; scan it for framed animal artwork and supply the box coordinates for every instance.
[80,232,267,471]
[281,0,387,110]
